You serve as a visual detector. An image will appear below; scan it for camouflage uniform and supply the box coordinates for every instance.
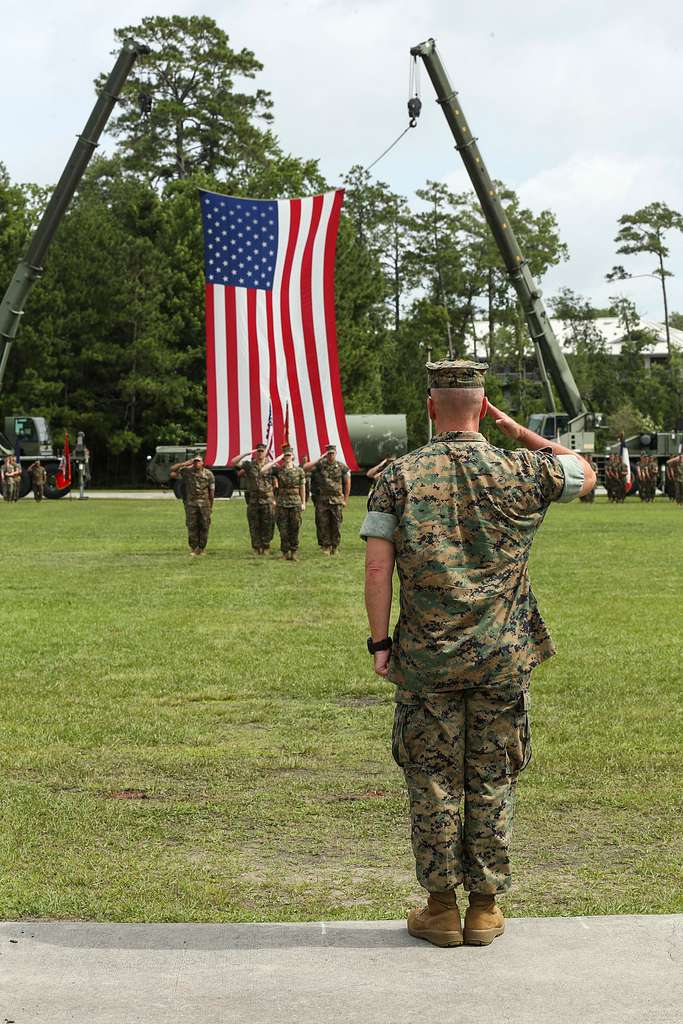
[360,362,585,897]
[579,455,596,503]
[274,463,305,555]
[241,460,276,551]
[313,457,349,552]
[6,459,21,502]
[180,465,215,551]
[673,455,683,505]
[637,456,656,502]
[29,463,47,502]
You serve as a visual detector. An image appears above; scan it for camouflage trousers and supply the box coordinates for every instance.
[314,500,343,549]
[276,506,302,553]
[392,680,531,895]
[676,481,683,505]
[33,484,44,502]
[187,503,211,550]
[246,501,275,550]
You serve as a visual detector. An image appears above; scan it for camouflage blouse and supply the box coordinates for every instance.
[30,465,47,484]
[180,466,215,506]
[240,460,275,504]
[315,458,349,504]
[360,431,583,695]
[275,465,305,507]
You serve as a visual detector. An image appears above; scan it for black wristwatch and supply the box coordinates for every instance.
[367,636,392,655]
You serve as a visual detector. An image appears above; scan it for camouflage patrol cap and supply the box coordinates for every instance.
[426,359,488,389]
[282,445,293,455]
[191,453,202,461]
[325,444,337,452]
[255,442,266,451]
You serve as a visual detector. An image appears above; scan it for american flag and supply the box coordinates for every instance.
[200,188,358,469]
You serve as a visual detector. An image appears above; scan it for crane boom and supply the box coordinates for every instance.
[0,39,150,391]
[411,38,593,442]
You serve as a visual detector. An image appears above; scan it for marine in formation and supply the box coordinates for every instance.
[2,456,21,502]
[361,359,596,949]
[170,454,215,555]
[231,444,277,555]
[272,445,306,560]
[304,444,350,555]
[636,455,658,502]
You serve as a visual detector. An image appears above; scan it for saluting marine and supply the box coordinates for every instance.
[231,443,276,554]
[304,444,350,555]
[170,454,215,555]
[361,359,596,949]
[273,446,306,560]
[28,460,47,501]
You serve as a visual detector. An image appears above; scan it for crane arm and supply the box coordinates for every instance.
[410,38,586,421]
[0,39,150,391]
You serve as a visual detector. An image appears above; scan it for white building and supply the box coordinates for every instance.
[471,318,682,368]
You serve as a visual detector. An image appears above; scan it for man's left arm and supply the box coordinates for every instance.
[342,467,351,505]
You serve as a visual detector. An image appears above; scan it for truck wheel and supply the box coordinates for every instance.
[214,475,234,498]
[172,479,184,500]
[45,484,71,500]
[18,471,31,499]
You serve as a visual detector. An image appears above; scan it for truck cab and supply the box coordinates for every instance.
[3,415,54,459]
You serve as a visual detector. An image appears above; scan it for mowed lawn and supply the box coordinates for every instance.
[1,494,681,923]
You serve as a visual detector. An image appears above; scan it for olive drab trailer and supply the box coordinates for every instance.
[0,40,150,496]
[410,39,599,454]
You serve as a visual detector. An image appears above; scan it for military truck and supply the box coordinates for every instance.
[0,414,68,499]
[147,413,408,498]
[604,430,683,490]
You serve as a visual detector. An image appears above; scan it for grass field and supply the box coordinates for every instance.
[1,494,681,923]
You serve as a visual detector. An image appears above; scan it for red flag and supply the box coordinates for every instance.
[200,188,358,469]
[55,432,71,488]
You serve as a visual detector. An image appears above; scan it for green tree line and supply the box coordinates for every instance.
[1,15,681,482]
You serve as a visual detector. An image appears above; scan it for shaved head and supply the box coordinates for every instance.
[428,387,486,433]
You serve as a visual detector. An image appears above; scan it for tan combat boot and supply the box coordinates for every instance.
[407,891,463,948]
[463,893,505,946]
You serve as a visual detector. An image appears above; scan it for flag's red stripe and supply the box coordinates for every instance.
[300,194,329,452]
[205,284,217,465]
[279,199,310,456]
[266,291,284,451]
[246,290,261,446]
[225,287,240,458]
[323,190,357,469]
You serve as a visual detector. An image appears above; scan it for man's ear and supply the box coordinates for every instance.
[479,396,489,420]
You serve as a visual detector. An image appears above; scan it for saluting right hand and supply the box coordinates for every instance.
[485,401,521,441]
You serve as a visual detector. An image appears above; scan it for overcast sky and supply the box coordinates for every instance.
[3,0,683,318]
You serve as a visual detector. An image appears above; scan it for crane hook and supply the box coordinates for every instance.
[407,96,422,128]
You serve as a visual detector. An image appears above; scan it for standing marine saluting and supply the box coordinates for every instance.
[361,359,596,949]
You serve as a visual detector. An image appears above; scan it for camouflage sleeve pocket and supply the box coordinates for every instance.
[506,690,532,776]
[391,703,414,767]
